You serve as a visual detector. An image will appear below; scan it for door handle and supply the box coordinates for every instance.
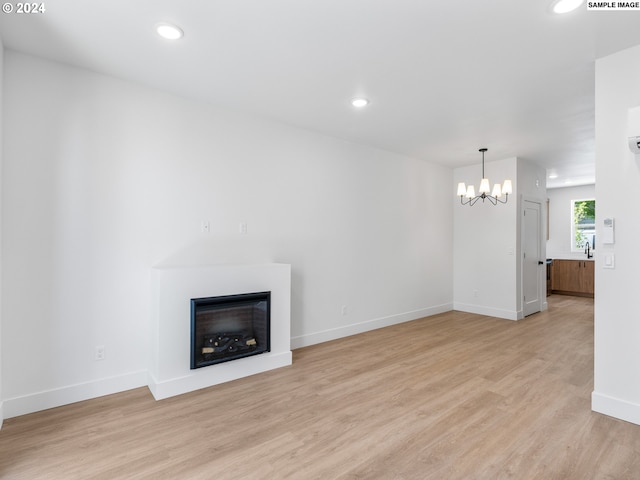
[538,261,544,265]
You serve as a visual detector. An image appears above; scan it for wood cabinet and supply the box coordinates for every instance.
[551,259,594,297]
[581,261,594,295]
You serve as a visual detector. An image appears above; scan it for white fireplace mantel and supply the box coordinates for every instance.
[149,263,292,400]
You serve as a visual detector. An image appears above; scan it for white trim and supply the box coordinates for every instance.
[290,303,453,349]
[0,402,4,430]
[2,370,147,419]
[453,302,522,321]
[592,391,640,426]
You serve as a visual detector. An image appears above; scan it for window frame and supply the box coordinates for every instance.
[571,198,596,253]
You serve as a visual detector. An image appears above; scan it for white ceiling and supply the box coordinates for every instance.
[2,1,640,188]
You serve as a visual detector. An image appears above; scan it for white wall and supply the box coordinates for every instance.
[454,157,518,319]
[0,39,4,428]
[546,184,596,259]
[453,157,546,320]
[592,44,640,425]
[1,51,454,417]
[516,157,548,314]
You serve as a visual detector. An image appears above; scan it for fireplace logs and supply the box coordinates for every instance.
[201,331,257,357]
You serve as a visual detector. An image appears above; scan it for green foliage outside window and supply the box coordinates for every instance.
[573,199,595,250]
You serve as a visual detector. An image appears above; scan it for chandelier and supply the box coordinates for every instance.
[456,148,512,206]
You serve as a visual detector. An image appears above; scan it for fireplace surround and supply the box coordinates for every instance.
[149,263,291,400]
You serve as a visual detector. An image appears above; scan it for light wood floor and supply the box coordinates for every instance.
[1,295,639,479]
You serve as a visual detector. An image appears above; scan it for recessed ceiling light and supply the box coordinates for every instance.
[551,0,584,14]
[351,98,369,108]
[156,23,184,40]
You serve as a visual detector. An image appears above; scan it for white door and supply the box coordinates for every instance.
[523,199,542,317]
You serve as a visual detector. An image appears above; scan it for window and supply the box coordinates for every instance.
[571,199,595,252]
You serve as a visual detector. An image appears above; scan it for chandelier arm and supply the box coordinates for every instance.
[495,194,509,204]
[460,195,475,206]
[468,196,482,207]
[460,194,510,206]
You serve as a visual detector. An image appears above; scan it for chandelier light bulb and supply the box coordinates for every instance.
[479,178,491,194]
[466,185,475,199]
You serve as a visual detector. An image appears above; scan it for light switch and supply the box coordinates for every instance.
[604,254,615,269]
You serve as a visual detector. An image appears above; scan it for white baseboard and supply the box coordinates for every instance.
[2,370,148,419]
[148,351,293,400]
[0,401,4,430]
[2,304,453,418]
[592,391,640,426]
[290,303,453,350]
[452,302,521,321]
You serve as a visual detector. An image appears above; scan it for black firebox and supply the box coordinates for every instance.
[190,292,270,369]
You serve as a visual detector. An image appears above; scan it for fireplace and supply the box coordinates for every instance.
[150,263,291,400]
[190,291,270,369]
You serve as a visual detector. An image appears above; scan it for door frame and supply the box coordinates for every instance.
[521,195,547,317]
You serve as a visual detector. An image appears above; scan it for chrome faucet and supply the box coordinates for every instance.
[585,241,593,259]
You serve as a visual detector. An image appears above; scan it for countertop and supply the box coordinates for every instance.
[548,256,594,262]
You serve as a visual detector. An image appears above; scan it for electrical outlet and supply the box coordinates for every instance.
[201,220,210,233]
[95,345,105,361]
[341,305,348,316]
[473,289,479,298]
[239,222,248,234]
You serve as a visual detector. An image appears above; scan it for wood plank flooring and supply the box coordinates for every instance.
[1,295,639,479]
